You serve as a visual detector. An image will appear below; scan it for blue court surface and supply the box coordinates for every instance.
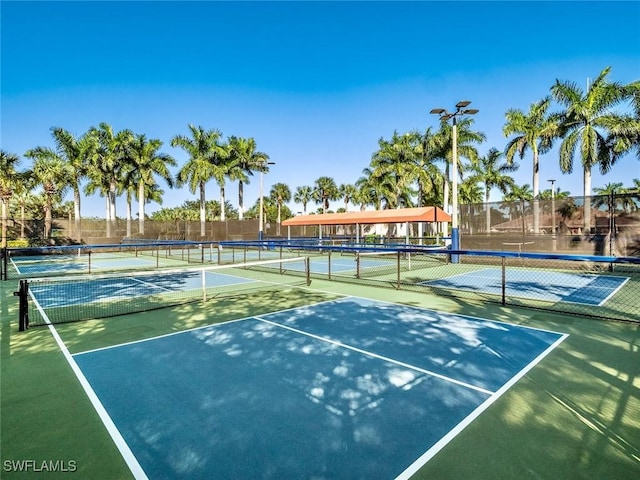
[421,268,629,306]
[30,271,257,308]
[12,256,157,275]
[71,297,566,479]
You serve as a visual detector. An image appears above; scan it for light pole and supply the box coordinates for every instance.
[548,179,556,251]
[430,101,478,262]
[259,161,275,241]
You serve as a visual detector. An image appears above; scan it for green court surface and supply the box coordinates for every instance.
[1,275,639,479]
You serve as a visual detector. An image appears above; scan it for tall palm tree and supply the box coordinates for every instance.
[0,150,23,247]
[269,182,291,235]
[84,123,131,237]
[48,127,95,238]
[412,127,444,207]
[551,66,627,232]
[469,148,518,232]
[227,136,270,220]
[432,117,485,215]
[172,125,226,236]
[24,150,69,239]
[313,176,340,213]
[125,133,176,235]
[503,96,559,233]
[294,185,313,214]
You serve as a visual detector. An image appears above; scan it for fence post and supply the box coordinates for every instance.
[501,256,506,306]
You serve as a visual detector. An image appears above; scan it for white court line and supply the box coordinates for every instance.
[256,316,495,396]
[597,276,630,306]
[395,332,568,480]
[28,290,149,480]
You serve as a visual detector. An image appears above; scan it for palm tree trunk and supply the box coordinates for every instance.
[238,181,244,220]
[584,166,592,233]
[485,188,491,233]
[138,183,145,235]
[277,202,281,236]
[220,186,226,221]
[105,198,111,238]
[532,151,540,233]
[126,191,132,238]
[199,181,206,237]
[74,187,81,240]
[45,195,52,239]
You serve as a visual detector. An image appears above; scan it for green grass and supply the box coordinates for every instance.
[1,277,639,479]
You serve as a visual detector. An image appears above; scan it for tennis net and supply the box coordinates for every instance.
[19,256,311,329]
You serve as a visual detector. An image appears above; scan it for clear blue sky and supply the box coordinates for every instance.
[2,1,639,218]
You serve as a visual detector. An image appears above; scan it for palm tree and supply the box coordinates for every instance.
[10,172,36,239]
[294,185,313,214]
[48,127,95,238]
[125,133,176,235]
[355,171,382,210]
[84,123,131,237]
[503,96,559,233]
[504,183,534,236]
[432,117,485,215]
[270,182,291,236]
[338,183,358,212]
[0,150,23,247]
[24,150,69,239]
[227,136,270,220]
[368,132,418,209]
[469,148,518,232]
[412,127,444,207]
[551,66,627,232]
[313,176,340,213]
[172,125,226,237]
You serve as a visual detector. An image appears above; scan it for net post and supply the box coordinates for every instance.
[327,250,332,280]
[501,256,506,306]
[88,250,92,274]
[201,268,207,301]
[15,280,29,331]
[217,244,222,265]
[305,256,311,286]
[356,252,361,279]
[201,243,204,264]
[396,251,400,289]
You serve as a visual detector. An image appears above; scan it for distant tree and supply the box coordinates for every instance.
[124,133,175,235]
[469,148,518,232]
[338,183,358,212]
[24,150,69,239]
[313,176,340,213]
[294,185,313,214]
[0,150,23,247]
[172,125,226,236]
[270,182,291,235]
[227,136,270,220]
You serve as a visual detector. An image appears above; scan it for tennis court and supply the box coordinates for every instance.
[420,268,630,306]
[62,297,564,479]
[2,245,639,480]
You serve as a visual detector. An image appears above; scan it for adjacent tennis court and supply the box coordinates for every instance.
[68,297,564,479]
[420,268,629,306]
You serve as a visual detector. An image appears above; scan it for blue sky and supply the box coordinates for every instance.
[2,1,639,218]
